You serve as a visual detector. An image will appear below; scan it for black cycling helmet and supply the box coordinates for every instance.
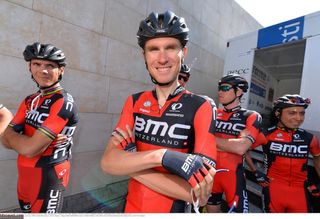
[270,94,311,129]
[137,10,189,48]
[218,74,248,92]
[273,94,311,110]
[180,64,190,75]
[23,42,66,67]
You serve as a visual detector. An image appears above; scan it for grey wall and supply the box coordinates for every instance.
[0,0,261,210]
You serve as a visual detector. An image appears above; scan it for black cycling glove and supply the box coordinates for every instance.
[308,183,320,197]
[254,170,270,187]
[162,150,211,187]
[113,129,136,152]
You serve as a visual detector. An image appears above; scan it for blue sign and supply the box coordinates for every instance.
[257,16,304,48]
[250,83,266,98]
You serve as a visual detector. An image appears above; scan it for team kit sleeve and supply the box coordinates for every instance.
[8,99,27,133]
[250,130,268,149]
[38,98,74,140]
[245,112,262,144]
[310,135,320,157]
[192,100,217,165]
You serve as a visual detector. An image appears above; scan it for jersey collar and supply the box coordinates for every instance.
[152,85,186,101]
[40,85,63,96]
[223,105,241,113]
[277,125,298,133]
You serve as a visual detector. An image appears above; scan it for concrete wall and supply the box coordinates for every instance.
[0,0,261,210]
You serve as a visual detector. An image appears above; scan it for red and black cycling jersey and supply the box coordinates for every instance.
[209,106,261,212]
[9,86,78,168]
[253,126,320,186]
[116,86,217,212]
[215,107,262,170]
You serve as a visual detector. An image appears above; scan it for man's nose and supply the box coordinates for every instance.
[157,50,168,64]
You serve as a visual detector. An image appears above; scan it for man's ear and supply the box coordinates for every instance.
[59,66,65,76]
[141,49,147,62]
[275,109,280,117]
[236,88,243,98]
[182,47,188,58]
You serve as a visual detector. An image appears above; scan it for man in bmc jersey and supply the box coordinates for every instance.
[101,11,217,213]
[246,94,320,212]
[206,74,262,213]
[0,104,13,137]
[2,42,78,213]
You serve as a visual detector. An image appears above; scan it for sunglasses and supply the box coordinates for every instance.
[218,85,233,92]
[178,75,189,82]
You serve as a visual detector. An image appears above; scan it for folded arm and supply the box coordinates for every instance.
[0,106,13,138]
[2,127,52,157]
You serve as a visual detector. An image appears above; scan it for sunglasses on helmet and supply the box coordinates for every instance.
[218,85,233,92]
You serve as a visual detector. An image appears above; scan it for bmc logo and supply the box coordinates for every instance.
[216,121,245,132]
[135,116,191,140]
[66,93,74,112]
[270,142,308,154]
[181,154,195,173]
[46,190,60,213]
[26,111,49,124]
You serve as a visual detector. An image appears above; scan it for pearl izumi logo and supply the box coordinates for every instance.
[230,113,241,121]
[171,103,182,111]
[41,99,52,109]
[167,103,184,117]
[232,113,240,118]
[23,204,31,210]
[293,134,300,139]
[59,169,67,177]
[293,133,304,142]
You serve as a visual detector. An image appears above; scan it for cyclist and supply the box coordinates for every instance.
[0,104,13,137]
[206,74,262,213]
[2,42,79,213]
[178,64,190,87]
[100,10,217,213]
[247,94,320,212]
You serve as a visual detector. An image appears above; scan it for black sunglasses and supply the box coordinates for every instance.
[218,85,233,92]
[178,75,189,82]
